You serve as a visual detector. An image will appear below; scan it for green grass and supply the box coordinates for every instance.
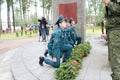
[0,30,39,40]
[0,26,103,40]
[86,26,104,35]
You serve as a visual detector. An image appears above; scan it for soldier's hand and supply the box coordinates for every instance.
[72,48,75,51]
[74,44,77,48]
[102,0,110,6]
[52,57,57,62]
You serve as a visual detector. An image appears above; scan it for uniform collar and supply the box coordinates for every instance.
[58,26,64,29]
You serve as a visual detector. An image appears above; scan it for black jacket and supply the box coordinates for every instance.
[39,20,48,29]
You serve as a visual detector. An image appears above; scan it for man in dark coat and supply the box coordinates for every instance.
[38,17,48,42]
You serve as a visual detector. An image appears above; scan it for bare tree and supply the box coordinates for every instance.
[6,0,12,30]
[0,0,4,36]
[11,0,15,31]
[39,0,52,20]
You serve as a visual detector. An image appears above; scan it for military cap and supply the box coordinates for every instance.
[69,17,74,23]
[55,15,65,25]
[65,18,69,22]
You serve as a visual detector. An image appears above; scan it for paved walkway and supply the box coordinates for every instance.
[0,36,38,55]
[76,36,112,80]
[0,36,39,80]
[0,56,14,80]
[0,35,112,80]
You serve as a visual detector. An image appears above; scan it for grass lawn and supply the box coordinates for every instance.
[86,26,104,35]
[0,30,39,40]
[0,26,103,40]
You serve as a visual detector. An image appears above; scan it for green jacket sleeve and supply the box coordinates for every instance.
[107,2,120,14]
[70,27,77,44]
[52,33,61,58]
[68,31,74,46]
[73,28,77,44]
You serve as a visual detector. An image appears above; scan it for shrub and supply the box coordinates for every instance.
[55,42,92,80]
[21,31,23,36]
[25,31,27,35]
[29,31,32,36]
[16,32,19,37]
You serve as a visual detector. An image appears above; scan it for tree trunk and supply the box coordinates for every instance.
[35,0,38,24]
[0,5,2,36]
[46,9,50,21]
[7,0,11,30]
[27,10,30,26]
[23,14,25,27]
[42,0,45,17]
[19,0,23,31]
[22,0,26,29]
[48,9,51,20]
[93,1,97,33]
[30,1,32,24]
[45,8,47,19]
[12,0,15,31]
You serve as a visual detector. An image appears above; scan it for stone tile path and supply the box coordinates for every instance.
[0,36,112,80]
[76,36,112,80]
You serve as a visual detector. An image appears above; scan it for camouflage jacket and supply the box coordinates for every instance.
[105,2,120,31]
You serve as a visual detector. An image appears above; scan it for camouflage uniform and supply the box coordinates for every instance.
[105,0,120,79]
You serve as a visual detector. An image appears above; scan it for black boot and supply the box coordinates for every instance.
[62,60,66,63]
[44,49,48,57]
[39,57,44,66]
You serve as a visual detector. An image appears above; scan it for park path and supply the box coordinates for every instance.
[0,36,39,55]
[0,36,39,80]
[0,35,112,80]
[76,36,112,80]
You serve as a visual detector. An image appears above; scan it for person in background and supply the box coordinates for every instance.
[38,17,48,42]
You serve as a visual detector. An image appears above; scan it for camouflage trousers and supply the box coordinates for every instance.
[107,28,120,80]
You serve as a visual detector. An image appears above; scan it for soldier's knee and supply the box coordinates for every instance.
[53,62,60,68]
[68,45,73,50]
[70,45,73,49]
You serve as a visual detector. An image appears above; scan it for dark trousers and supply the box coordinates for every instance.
[76,36,82,45]
[41,28,46,41]
[44,44,73,68]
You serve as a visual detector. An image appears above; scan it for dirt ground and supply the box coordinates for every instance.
[0,36,39,54]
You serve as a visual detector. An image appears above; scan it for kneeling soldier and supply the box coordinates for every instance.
[69,18,82,45]
[39,15,73,68]
[64,18,74,47]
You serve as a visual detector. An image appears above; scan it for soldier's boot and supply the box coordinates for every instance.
[62,60,66,63]
[39,57,44,66]
[44,49,48,57]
